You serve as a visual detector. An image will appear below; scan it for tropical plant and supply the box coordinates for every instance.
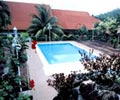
[61,34,79,41]
[47,72,79,100]
[0,33,31,99]
[47,53,120,100]
[77,26,89,40]
[0,0,11,30]
[96,8,120,21]
[115,15,120,27]
[95,18,117,34]
[95,17,120,46]
[20,32,30,42]
[17,93,32,100]
[27,4,64,41]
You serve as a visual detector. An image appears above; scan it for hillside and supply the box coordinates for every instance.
[96,8,120,21]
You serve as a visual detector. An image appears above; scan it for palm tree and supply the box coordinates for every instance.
[0,0,11,30]
[27,4,64,41]
[95,18,117,41]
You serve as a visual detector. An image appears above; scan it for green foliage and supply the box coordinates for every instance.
[96,8,120,21]
[27,4,64,41]
[78,26,88,34]
[96,18,117,34]
[20,32,29,42]
[61,34,79,41]
[47,72,78,100]
[95,9,120,46]
[0,73,21,99]
[95,16,120,46]
[47,53,120,100]
[17,94,31,100]
[116,15,120,26]
[0,34,31,99]
[76,26,89,40]
[0,1,11,29]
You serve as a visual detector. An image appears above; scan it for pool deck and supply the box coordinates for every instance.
[26,41,120,100]
[79,40,120,55]
[26,43,57,100]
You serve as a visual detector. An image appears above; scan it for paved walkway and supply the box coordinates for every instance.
[79,40,120,55]
[26,43,57,100]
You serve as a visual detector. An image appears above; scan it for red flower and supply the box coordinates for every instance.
[29,79,35,89]
[31,40,37,49]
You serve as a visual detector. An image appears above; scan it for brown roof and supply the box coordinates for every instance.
[6,1,100,30]
[6,1,38,30]
[52,9,100,29]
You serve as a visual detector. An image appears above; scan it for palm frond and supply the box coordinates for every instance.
[35,30,42,38]
[0,1,11,29]
[46,16,58,25]
[42,26,47,34]
[28,4,64,41]
[52,26,64,36]
[32,14,41,21]
[51,32,60,40]
[27,26,40,34]
[35,5,50,24]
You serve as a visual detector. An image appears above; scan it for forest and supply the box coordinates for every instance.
[96,8,120,21]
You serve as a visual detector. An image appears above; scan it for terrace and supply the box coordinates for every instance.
[26,40,120,100]
[1,1,120,100]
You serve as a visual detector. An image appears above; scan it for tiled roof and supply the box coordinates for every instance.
[6,1,100,30]
[52,9,100,29]
[7,1,38,30]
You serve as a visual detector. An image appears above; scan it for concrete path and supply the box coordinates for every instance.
[26,43,57,100]
[79,40,120,55]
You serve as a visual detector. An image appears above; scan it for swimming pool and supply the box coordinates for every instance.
[36,41,99,75]
[37,42,95,64]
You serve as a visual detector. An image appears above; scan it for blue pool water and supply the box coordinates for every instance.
[37,43,95,64]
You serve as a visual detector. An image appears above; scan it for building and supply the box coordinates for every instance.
[6,1,100,33]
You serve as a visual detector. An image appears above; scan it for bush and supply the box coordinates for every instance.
[47,53,120,100]
[0,33,31,99]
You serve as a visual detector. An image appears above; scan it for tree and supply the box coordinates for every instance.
[0,0,11,30]
[77,26,88,40]
[115,15,120,27]
[96,8,120,21]
[27,4,64,41]
[95,18,116,34]
[95,18,118,42]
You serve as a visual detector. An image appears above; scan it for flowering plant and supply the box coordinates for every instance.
[29,79,35,90]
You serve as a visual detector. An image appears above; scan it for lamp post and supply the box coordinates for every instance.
[91,23,95,41]
[13,27,18,50]
[92,28,95,41]
[13,26,18,38]
[47,23,52,41]
[12,27,22,92]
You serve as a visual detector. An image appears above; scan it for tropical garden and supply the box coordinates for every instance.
[27,3,120,100]
[0,0,120,100]
[0,1,33,99]
[45,9,120,99]
[47,53,120,100]
[27,4,64,41]
[27,4,120,49]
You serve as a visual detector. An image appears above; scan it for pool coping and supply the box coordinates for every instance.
[36,41,102,75]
